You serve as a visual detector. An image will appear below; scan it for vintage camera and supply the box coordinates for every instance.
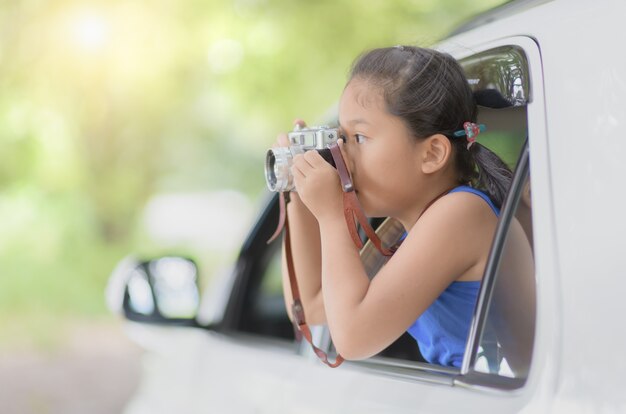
[265,125,340,192]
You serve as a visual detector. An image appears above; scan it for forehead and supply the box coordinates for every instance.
[339,78,386,123]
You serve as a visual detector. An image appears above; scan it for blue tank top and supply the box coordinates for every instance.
[406,186,499,368]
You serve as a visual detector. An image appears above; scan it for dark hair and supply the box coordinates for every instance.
[348,45,512,208]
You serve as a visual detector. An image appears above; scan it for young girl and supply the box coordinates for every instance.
[278,45,512,368]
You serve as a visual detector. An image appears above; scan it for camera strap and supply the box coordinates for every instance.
[284,209,345,368]
[328,143,398,255]
[267,190,344,367]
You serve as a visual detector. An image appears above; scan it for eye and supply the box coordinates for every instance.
[355,134,367,144]
[338,134,347,143]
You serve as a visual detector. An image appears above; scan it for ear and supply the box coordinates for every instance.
[419,134,453,174]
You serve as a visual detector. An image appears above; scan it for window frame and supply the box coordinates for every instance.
[452,34,546,392]
[346,38,542,386]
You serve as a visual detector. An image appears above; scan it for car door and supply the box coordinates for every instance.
[117,197,303,413]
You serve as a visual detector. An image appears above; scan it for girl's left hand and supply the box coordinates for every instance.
[292,149,344,223]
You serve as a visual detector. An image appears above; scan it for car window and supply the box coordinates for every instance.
[475,173,535,379]
[237,233,295,340]
[460,144,536,389]
[455,41,541,391]
[218,194,295,342]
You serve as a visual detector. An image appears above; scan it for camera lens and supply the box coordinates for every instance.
[264,146,336,192]
[265,149,279,191]
[265,147,296,192]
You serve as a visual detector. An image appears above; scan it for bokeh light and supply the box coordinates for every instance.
[68,9,110,53]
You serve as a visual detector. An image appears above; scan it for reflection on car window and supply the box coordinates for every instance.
[473,171,536,381]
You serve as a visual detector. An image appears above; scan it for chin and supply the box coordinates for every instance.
[361,202,384,218]
[355,190,388,218]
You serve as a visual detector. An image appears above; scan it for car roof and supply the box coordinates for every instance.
[447,0,554,37]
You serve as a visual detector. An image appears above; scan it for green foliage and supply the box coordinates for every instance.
[0,0,505,347]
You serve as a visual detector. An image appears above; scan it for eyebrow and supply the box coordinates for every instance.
[338,118,370,128]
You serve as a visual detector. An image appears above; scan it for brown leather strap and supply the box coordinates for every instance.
[284,207,344,368]
[267,191,289,244]
[417,187,452,221]
[329,144,395,256]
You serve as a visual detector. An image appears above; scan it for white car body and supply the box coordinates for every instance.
[111,1,626,413]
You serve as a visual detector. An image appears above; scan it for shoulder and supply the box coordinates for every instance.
[448,186,499,216]
[397,189,499,279]
[413,189,498,233]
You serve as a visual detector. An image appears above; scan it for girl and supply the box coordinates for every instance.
[278,45,512,368]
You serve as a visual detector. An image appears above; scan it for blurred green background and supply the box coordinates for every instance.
[0,0,505,349]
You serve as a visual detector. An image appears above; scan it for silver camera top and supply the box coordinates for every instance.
[265,125,340,192]
[287,125,340,150]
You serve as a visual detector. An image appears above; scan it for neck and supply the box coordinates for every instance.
[396,179,459,231]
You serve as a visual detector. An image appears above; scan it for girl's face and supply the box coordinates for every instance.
[338,78,426,218]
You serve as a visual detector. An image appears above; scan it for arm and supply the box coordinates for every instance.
[291,149,498,360]
[280,192,327,325]
[316,194,496,359]
[276,120,328,325]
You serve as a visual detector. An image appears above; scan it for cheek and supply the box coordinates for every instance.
[366,142,410,177]
[355,145,402,191]
[356,142,419,200]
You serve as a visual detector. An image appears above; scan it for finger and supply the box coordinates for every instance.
[337,128,346,144]
[303,150,328,167]
[291,160,308,192]
[337,139,345,158]
[274,132,290,148]
[293,118,307,128]
[292,163,306,180]
[293,153,314,174]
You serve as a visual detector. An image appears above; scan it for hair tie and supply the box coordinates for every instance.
[453,122,486,149]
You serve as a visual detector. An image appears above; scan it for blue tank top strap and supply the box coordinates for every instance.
[449,185,500,216]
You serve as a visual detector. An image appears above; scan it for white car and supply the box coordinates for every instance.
[107,0,626,412]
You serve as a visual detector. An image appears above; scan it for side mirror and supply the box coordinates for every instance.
[107,256,201,326]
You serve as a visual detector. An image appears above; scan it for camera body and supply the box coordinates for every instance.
[265,125,340,192]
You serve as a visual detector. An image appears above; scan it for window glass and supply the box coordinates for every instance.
[252,248,287,323]
[478,130,525,170]
[240,235,294,340]
[472,172,536,381]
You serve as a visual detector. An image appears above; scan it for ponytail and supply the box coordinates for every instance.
[471,143,513,208]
